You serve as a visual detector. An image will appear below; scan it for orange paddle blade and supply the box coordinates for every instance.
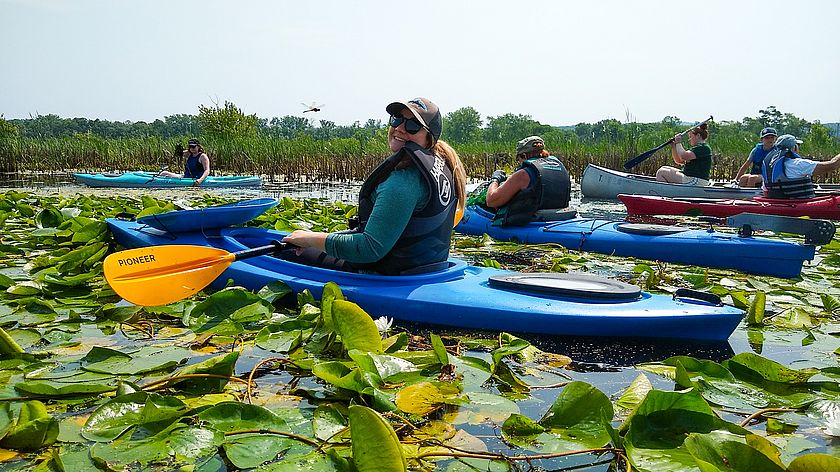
[103,245,235,306]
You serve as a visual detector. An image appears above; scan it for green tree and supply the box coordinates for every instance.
[485,113,551,143]
[0,116,19,138]
[196,101,258,139]
[443,107,482,144]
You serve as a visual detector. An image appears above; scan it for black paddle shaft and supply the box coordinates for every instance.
[623,116,713,170]
[232,241,288,261]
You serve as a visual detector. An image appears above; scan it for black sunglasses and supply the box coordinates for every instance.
[389,115,425,134]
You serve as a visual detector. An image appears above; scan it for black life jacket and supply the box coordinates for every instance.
[493,156,571,226]
[184,153,205,178]
[761,148,816,199]
[353,142,457,275]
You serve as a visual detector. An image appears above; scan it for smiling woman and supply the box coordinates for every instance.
[281,97,468,275]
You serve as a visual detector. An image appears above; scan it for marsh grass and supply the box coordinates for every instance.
[1,133,838,182]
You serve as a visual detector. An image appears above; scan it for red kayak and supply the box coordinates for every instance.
[619,193,840,220]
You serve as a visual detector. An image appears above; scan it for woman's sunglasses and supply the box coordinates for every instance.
[389,115,425,134]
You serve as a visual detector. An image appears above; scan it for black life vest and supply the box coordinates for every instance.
[353,142,457,275]
[493,156,571,226]
[761,148,816,199]
[184,153,205,178]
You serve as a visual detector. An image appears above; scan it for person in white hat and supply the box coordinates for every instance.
[762,134,840,199]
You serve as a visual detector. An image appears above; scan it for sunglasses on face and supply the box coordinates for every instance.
[389,115,425,134]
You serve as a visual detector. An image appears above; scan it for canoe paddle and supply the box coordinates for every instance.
[623,116,713,170]
[103,242,285,306]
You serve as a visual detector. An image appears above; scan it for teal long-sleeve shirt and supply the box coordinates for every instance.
[325,167,429,263]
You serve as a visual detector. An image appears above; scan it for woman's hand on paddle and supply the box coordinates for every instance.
[283,230,328,253]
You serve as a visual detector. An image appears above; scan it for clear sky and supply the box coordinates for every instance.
[2,0,839,126]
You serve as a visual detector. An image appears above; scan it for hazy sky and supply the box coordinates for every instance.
[2,0,839,126]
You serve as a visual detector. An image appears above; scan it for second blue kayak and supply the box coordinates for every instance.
[455,205,816,278]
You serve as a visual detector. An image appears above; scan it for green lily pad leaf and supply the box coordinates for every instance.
[501,413,545,437]
[256,280,294,305]
[450,355,492,392]
[90,424,223,470]
[255,324,304,353]
[184,288,273,335]
[30,227,62,237]
[724,352,818,384]
[7,281,41,296]
[197,401,287,433]
[395,382,449,416]
[52,443,101,471]
[312,361,363,392]
[348,405,406,472]
[312,404,347,442]
[772,308,814,329]
[222,432,312,469]
[0,403,13,439]
[621,388,740,447]
[71,221,107,244]
[352,350,419,382]
[747,290,766,326]
[684,431,785,472]
[444,392,519,425]
[332,300,381,354]
[14,378,115,397]
[319,281,344,330]
[383,331,408,353]
[0,274,14,289]
[35,207,63,228]
[0,400,59,450]
[820,293,840,313]
[787,453,840,472]
[168,351,239,394]
[81,345,190,375]
[40,270,98,287]
[430,333,449,366]
[82,392,188,442]
[537,381,614,449]
[766,417,798,434]
[616,373,653,412]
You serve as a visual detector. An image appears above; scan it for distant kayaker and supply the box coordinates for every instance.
[655,123,712,185]
[282,97,467,275]
[484,136,572,226]
[160,138,211,186]
[735,127,777,187]
[762,134,840,199]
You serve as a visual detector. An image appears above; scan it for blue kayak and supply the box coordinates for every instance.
[106,218,744,341]
[455,205,816,278]
[73,171,262,188]
[136,198,278,233]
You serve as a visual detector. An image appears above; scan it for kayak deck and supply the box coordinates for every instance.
[620,193,840,220]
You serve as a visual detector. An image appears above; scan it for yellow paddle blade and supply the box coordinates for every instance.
[104,245,236,306]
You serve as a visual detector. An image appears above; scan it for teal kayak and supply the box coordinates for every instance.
[455,205,816,278]
[136,198,278,233]
[106,218,744,341]
[73,171,262,188]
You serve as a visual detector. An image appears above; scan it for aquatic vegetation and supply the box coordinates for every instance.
[0,190,838,470]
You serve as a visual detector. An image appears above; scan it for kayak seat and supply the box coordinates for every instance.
[616,223,689,236]
[488,273,641,300]
[534,208,578,222]
[399,261,451,275]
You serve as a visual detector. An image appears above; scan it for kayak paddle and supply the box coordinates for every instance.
[103,242,284,306]
[623,116,713,170]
